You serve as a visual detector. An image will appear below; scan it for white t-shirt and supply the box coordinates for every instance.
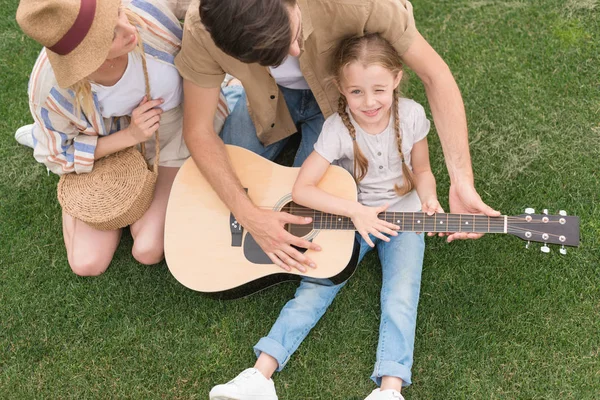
[314,98,430,212]
[92,53,182,118]
[269,56,310,90]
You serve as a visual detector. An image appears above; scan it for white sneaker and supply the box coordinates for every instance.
[209,368,278,400]
[15,124,34,148]
[364,388,405,400]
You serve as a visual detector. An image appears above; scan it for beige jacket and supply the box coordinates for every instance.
[175,0,417,146]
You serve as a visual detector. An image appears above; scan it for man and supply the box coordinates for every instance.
[175,0,499,273]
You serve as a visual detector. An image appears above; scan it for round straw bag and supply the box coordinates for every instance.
[57,53,160,231]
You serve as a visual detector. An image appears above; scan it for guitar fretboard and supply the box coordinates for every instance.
[311,211,506,233]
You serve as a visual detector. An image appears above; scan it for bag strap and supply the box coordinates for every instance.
[138,50,160,174]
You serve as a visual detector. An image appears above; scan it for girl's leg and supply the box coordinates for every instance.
[62,212,121,276]
[253,234,373,375]
[129,166,178,265]
[373,232,425,390]
[209,236,372,400]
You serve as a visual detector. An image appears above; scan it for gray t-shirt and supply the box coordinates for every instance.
[314,98,430,212]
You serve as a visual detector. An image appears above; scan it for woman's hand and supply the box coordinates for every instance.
[350,203,399,247]
[126,96,164,144]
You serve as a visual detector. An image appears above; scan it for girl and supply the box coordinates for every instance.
[15,0,227,276]
[209,34,441,400]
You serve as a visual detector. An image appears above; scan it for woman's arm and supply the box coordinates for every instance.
[31,95,164,174]
[30,101,96,175]
[95,97,164,159]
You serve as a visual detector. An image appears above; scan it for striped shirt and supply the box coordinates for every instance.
[27,0,228,175]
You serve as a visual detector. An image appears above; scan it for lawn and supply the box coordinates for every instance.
[1,0,599,399]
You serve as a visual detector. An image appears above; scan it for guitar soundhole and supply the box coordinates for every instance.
[281,201,314,238]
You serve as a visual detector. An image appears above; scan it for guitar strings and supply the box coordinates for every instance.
[269,204,566,221]
[265,207,566,224]
[250,205,572,240]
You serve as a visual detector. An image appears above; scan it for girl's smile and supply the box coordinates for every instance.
[361,107,382,118]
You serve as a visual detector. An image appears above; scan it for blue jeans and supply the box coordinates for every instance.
[220,85,324,166]
[254,232,425,387]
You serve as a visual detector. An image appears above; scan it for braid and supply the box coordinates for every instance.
[338,96,369,182]
[393,87,415,196]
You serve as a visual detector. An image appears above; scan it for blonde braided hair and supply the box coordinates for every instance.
[338,95,369,183]
[391,86,415,196]
[332,34,415,196]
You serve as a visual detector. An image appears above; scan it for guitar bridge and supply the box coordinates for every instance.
[230,188,248,247]
[230,213,243,247]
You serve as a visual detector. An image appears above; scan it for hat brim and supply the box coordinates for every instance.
[47,0,121,88]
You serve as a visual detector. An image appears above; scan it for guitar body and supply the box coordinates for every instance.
[164,145,359,299]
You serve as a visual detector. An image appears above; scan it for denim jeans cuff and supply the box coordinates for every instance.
[371,360,412,387]
[253,337,291,372]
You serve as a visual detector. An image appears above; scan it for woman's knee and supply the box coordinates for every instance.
[68,253,111,276]
[132,235,164,265]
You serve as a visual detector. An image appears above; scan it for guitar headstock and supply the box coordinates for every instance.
[508,208,580,254]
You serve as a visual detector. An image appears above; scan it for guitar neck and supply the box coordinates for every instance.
[313,211,508,234]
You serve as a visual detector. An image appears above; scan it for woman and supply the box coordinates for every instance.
[16,0,228,276]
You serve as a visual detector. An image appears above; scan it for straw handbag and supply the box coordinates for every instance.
[57,54,159,231]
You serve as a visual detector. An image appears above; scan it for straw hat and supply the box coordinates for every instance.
[16,0,120,88]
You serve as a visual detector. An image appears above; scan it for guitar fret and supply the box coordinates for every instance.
[422,212,430,232]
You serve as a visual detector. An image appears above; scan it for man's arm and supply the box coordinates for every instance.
[182,80,320,270]
[182,82,256,220]
[401,32,500,241]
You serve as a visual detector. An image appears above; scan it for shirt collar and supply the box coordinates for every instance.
[297,0,313,41]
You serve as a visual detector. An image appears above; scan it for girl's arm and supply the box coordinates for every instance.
[292,151,399,247]
[292,151,361,218]
[410,137,439,210]
[411,137,445,237]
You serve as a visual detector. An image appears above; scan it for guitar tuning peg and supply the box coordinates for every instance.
[541,244,550,253]
[543,209,549,215]
[525,207,535,214]
[560,245,567,255]
[559,210,567,216]
[525,241,531,249]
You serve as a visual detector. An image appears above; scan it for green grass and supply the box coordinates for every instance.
[1,0,599,398]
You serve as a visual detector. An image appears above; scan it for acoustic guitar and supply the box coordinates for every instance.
[164,145,580,299]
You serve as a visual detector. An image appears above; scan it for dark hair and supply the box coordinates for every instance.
[200,0,297,67]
